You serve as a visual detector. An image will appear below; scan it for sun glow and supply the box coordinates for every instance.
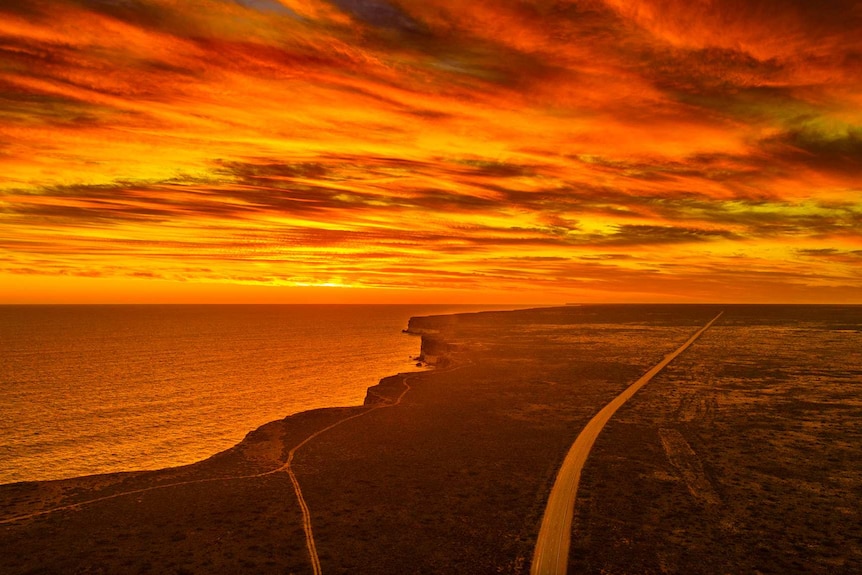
[1,0,861,303]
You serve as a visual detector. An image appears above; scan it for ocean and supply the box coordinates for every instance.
[0,304,523,484]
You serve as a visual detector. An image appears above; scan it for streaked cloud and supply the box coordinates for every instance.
[1,0,860,302]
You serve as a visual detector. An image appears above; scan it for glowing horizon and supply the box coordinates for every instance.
[2,0,861,304]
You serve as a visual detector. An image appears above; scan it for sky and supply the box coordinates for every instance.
[1,0,860,304]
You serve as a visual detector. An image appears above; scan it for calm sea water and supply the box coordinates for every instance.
[0,304,523,484]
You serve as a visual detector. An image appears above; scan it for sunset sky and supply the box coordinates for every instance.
[1,0,860,303]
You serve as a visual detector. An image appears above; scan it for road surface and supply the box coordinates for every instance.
[531,312,723,575]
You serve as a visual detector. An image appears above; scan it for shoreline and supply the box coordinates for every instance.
[0,305,523,531]
[0,330,442,491]
[0,380,421,493]
[1,303,534,489]
[1,303,533,486]
[3,304,859,574]
[5,301,853,490]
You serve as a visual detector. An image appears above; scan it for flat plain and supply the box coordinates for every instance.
[1,305,859,574]
[570,306,862,574]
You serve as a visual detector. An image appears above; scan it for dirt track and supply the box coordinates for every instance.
[531,312,723,574]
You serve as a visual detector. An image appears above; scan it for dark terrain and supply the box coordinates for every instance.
[2,305,860,574]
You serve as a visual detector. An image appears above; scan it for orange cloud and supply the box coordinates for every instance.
[1,0,860,303]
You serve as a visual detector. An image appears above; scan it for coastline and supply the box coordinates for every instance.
[0,324,443,492]
[3,304,860,574]
[0,303,693,573]
[1,303,529,485]
[0,309,472,520]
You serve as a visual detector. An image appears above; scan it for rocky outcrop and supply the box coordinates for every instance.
[416,335,454,367]
[363,374,406,405]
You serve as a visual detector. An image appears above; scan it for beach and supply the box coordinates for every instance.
[2,305,860,574]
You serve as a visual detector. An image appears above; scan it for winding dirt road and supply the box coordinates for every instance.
[530,312,723,575]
